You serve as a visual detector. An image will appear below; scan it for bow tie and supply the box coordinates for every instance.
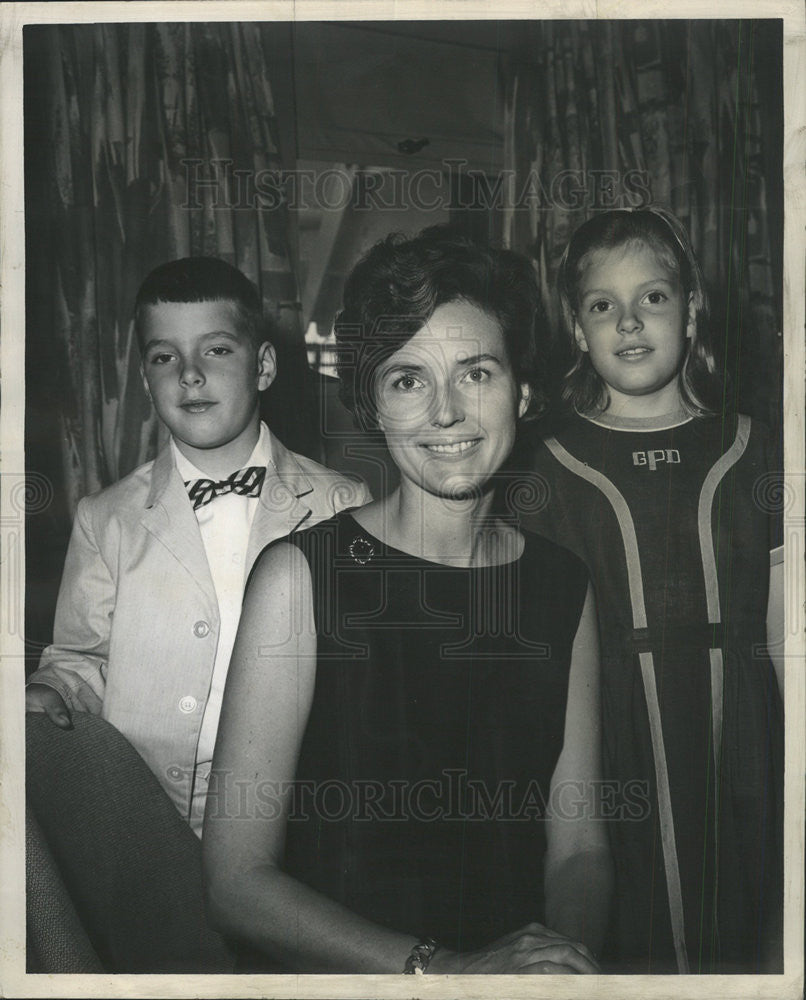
[184,466,266,510]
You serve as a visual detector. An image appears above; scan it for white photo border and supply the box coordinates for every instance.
[1,1,803,997]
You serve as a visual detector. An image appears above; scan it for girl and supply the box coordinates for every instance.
[524,208,784,974]
[203,227,613,973]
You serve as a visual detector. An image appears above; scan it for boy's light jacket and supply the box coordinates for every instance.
[28,432,370,820]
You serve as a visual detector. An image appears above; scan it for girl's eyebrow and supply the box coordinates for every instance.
[580,277,676,300]
[143,339,173,352]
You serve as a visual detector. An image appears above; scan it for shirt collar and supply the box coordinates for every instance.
[171,421,273,481]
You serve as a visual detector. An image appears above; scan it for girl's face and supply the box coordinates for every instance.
[573,241,695,416]
[373,299,530,501]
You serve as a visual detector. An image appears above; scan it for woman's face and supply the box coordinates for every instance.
[373,299,530,501]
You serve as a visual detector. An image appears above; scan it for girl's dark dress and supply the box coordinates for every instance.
[524,409,784,973]
[281,511,588,955]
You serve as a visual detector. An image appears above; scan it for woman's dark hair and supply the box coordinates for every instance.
[134,257,268,349]
[334,225,547,430]
[556,207,720,416]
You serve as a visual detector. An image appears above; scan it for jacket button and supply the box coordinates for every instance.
[179,695,198,713]
[167,766,183,781]
[193,620,210,638]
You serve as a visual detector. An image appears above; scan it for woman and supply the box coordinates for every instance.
[203,226,613,974]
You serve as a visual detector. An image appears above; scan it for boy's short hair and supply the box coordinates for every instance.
[134,257,268,349]
[334,225,547,431]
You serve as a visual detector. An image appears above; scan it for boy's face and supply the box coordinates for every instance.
[140,300,276,472]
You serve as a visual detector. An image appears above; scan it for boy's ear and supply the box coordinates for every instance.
[257,342,277,391]
[685,293,696,340]
[517,383,532,419]
[573,319,589,353]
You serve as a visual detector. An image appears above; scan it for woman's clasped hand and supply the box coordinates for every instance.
[428,923,601,975]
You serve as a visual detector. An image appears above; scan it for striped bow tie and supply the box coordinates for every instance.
[184,466,266,510]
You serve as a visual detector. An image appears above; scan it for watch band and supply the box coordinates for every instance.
[403,936,439,974]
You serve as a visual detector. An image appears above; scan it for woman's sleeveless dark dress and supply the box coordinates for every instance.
[282,511,588,954]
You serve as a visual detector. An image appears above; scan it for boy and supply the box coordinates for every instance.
[26,257,369,835]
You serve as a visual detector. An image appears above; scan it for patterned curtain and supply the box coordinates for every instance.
[26,22,302,518]
[502,20,782,434]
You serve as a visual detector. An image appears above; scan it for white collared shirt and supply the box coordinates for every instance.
[172,422,272,836]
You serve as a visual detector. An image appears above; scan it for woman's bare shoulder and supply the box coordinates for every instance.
[247,537,314,596]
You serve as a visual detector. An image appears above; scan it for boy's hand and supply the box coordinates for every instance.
[25,684,73,729]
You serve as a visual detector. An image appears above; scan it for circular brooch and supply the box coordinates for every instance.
[348,535,375,565]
